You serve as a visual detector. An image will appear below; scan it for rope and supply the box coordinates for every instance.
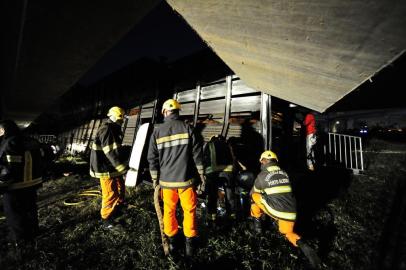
[63,189,101,206]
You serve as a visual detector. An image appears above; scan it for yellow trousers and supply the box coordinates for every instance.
[162,187,197,238]
[100,176,125,220]
[251,192,300,246]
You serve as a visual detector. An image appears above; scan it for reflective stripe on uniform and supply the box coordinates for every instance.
[156,133,189,144]
[157,138,189,150]
[115,164,127,172]
[263,185,292,195]
[103,142,120,154]
[266,166,280,172]
[253,186,262,193]
[205,164,233,174]
[6,155,22,163]
[91,143,103,150]
[205,166,214,174]
[150,170,158,179]
[216,164,233,172]
[260,197,296,221]
[24,151,32,182]
[90,170,125,178]
[159,179,193,188]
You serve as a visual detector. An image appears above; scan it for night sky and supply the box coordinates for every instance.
[78,1,207,86]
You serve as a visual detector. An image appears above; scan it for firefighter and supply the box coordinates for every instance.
[203,134,237,227]
[147,99,204,257]
[250,150,320,267]
[89,106,128,229]
[0,120,43,259]
[304,112,317,171]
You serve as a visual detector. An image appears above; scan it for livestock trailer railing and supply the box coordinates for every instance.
[324,132,364,173]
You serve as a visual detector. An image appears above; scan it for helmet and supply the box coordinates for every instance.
[161,99,181,113]
[259,150,278,162]
[236,171,255,190]
[107,106,125,120]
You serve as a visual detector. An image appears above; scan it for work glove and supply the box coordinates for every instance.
[196,174,206,195]
[152,179,159,189]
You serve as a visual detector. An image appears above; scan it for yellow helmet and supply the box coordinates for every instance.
[107,106,125,120]
[259,150,278,162]
[162,99,181,113]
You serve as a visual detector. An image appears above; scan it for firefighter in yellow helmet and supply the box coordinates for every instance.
[90,106,128,229]
[250,150,320,267]
[147,99,204,257]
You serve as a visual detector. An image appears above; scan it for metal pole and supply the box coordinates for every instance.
[261,93,272,150]
[349,136,353,169]
[359,137,364,171]
[193,82,201,127]
[221,76,232,138]
[339,134,342,162]
[151,98,158,125]
[132,103,143,147]
[354,137,358,170]
[328,133,332,154]
[344,135,348,167]
[334,134,337,160]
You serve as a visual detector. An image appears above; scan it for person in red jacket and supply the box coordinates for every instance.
[303,112,317,171]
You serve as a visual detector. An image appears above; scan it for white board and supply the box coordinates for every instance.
[125,123,150,187]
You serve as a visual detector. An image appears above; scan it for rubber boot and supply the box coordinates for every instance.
[252,217,262,234]
[206,213,217,230]
[168,235,178,256]
[185,237,195,258]
[297,239,321,269]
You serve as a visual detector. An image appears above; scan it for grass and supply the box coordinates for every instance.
[1,138,405,269]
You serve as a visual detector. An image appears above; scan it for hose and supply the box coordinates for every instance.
[63,189,101,206]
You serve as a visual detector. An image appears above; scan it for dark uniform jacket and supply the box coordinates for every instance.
[89,120,128,178]
[0,135,43,190]
[203,137,234,175]
[147,113,203,189]
[252,162,297,221]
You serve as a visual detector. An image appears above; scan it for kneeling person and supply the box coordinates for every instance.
[250,150,299,246]
[250,150,320,267]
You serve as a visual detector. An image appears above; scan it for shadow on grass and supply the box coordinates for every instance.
[291,163,352,258]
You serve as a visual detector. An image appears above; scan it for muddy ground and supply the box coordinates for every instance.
[0,139,405,270]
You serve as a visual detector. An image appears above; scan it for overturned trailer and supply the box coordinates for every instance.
[58,74,310,181]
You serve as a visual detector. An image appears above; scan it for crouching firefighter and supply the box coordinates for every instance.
[90,106,129,229]
[0,120,43,259]
[250,150,320,267]
[147,99,204,258]
[203,135,237,227]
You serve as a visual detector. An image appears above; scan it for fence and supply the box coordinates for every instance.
[324,132,364,173]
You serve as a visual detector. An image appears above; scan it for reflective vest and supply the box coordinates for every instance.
[147,113,203,189]
[89,120,128,178]
[203,138,234,175]
[253,163,297,221]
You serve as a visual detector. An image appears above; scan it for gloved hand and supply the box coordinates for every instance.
[152,179,159,189]
[197,174,206,195]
